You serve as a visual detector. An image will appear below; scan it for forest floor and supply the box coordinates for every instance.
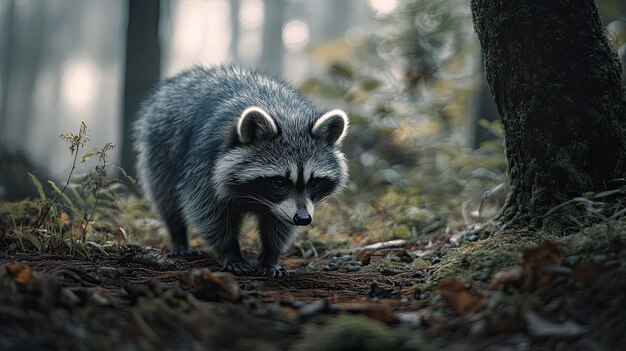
[1,194,625,350]
[1,132,625,350]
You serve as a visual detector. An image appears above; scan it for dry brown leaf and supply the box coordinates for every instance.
[6,263,34,286]
[402,242,419,250]
[438,277,478,313]
[570,262,602,284]
[520,241,562,291]
[59,212,70,222]
[490,266,523,289]
[357,248,408,266]
[356,251,372,265]
[353,234,363,244]
[187,268,241,302]
[336,303,395,324]
[364,305,395,324]
[370,200,385,213]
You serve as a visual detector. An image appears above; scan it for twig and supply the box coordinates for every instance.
[30,124,86,234]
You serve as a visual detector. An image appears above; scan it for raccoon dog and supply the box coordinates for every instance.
[133,66,349,277]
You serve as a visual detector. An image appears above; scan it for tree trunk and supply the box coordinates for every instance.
[229,0,240,64]
[0,0,44,147]
[471,0,626,229]
[0,0,15,137]
[121,0,161,185]
[259,0,284,76]
[467,54,501,149]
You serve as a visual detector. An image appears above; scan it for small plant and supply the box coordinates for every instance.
[544,184,626,229]
[12,122,135,255]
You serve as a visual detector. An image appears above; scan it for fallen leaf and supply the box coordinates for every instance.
[370,200,385,213]
[187,268,241,302]
[59,212,70,222]
[570,262,602,284]
[357,248,408,266]
[364,305,395,324]
[6,263,34,286]
[438,277,479,313]
[490,266,523,289]
[520,241,563,291]
[404,242,420,250]
[334,303,395,324]
[356,251,372,265]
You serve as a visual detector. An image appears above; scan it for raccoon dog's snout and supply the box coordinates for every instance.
[293,210,312,226]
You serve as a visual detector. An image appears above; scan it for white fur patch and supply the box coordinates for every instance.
[289,163,298,183]
[236,106,278,143]
[303,154,347,186]
[271,198,315,225]
[212,149,288,199]
[334,149,349,187]
[303,161,313,184]
[272,198,297,224]
[306,198,314,219]
[311,109,349,145]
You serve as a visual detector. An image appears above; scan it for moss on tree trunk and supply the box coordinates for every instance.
[471,0,626,229]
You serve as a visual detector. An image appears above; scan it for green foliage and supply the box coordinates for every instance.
[1,122,139,255]
[545,186,626,225]
[292,315,404,351]
[298,0,506,248]
[27,171,46,201]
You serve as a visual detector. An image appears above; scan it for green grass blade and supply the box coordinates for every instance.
[27,171,46,200]
[22,233,42,252]
[106,162,136,184]
[47,180,74,206]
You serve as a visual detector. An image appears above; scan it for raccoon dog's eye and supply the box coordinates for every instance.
[272,179,286,189]
[309,179,319,189]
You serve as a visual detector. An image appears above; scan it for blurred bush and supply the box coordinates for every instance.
[301,0,505,237]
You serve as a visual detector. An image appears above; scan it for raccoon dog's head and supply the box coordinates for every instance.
[213,106,349,226]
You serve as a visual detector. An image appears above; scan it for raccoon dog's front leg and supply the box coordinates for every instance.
[257,214,296,277]
[201,202,256,276]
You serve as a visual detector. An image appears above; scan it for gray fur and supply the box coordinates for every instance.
[133,65,348,276]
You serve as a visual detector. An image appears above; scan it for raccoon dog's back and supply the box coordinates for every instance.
[133,65,349,277]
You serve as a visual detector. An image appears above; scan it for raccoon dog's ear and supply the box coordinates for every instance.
[237,106,278,144]
[311,109,349,145]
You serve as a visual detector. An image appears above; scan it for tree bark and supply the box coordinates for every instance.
[471,0,626,229]
[121,0,161,185]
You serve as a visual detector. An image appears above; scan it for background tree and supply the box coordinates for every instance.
[121,0,161,183]
[229,0,240,64]
[259,0,284,76]
[0,0,14,135]
[467,56,501,149]
[471,0,626,229]
[0,0,44,146]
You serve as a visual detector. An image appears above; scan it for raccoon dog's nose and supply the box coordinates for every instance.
[293,210,312,226]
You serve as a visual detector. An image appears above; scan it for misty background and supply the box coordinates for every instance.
[1,0,625,201]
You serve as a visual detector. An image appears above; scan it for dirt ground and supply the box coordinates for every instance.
[1,224,625,351]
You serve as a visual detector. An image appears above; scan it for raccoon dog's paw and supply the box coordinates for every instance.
[258,264,289,277]
[224,259,257,276]
[169,247,205,257]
